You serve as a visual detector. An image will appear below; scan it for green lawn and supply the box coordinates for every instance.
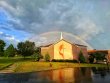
[0,57,32,70]
[0,63,12,70]
[0,57,109,73]
[0,57,13,70]
[14,62,108,73]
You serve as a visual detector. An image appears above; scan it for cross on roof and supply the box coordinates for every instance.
[60,32,63,40]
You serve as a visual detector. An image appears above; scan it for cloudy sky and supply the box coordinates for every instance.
[0,0,110,49]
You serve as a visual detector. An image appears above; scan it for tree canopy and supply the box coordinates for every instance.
[0,39,6,56]
[17,41,35,58]
[90,52,106,60]
[4,44,15,57]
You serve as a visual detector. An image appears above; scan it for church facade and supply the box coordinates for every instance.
[40,33,88,61]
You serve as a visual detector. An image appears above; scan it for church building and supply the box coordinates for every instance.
[40,32,88,61]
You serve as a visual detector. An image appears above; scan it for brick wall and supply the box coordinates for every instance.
[75,45,88,62]
[41,45,54,61]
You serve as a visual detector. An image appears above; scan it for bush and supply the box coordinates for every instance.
[44,53,50,61]
[78,51,86,63]
[88,55,94,63]
[32,53,42,61]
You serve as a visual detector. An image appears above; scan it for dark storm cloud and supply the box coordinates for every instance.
[0,0,110,49]
[0,0,102,34]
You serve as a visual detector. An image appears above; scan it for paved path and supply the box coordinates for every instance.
[0,64,16,73]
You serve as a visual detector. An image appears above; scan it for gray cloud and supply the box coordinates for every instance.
[0,0,103,34]
[0,0,109,49]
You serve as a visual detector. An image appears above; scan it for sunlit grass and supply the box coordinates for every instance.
[0,57,108,73]
[0,63,12,70]
[0,57,32,70]
[14,62,64,73]
[14,62,108,73]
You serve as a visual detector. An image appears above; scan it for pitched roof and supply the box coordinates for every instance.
[39,44,53,47]
[75,44,87,47]
[40,39,87,47]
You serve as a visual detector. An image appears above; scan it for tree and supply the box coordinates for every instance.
[78,51,86,63]
[34,47,41,54]
[88,55,94,63]
[4,44,15,57]
[93,52,105,60]
[14,48,19,56]
[32,47,43,61]
[32,53,43,61]
[89,52,106,63]
[0,39,6,56]
[44,53,50,61]
[17,41,35,58]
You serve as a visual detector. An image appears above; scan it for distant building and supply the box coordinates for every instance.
[88,50,110,63]
[40,32,88,61]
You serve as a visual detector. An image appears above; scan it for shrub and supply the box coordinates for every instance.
[32,53,42,61]
[88,55,94,63]
[44,53,50,61]
[78,51,86,63]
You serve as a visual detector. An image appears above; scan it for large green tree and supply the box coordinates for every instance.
[17,41,35,58]
[4,44,15,57]
[0,39,6,56]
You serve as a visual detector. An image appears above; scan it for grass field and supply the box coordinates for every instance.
[0,57,32,70]
[0,57,109,73]
[0,63,12,70]
[14,62,108,73]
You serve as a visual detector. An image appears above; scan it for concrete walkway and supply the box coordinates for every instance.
[0,64,16,73]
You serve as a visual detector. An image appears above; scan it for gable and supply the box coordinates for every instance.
[54,39,73,59]
[54,39,72,46]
